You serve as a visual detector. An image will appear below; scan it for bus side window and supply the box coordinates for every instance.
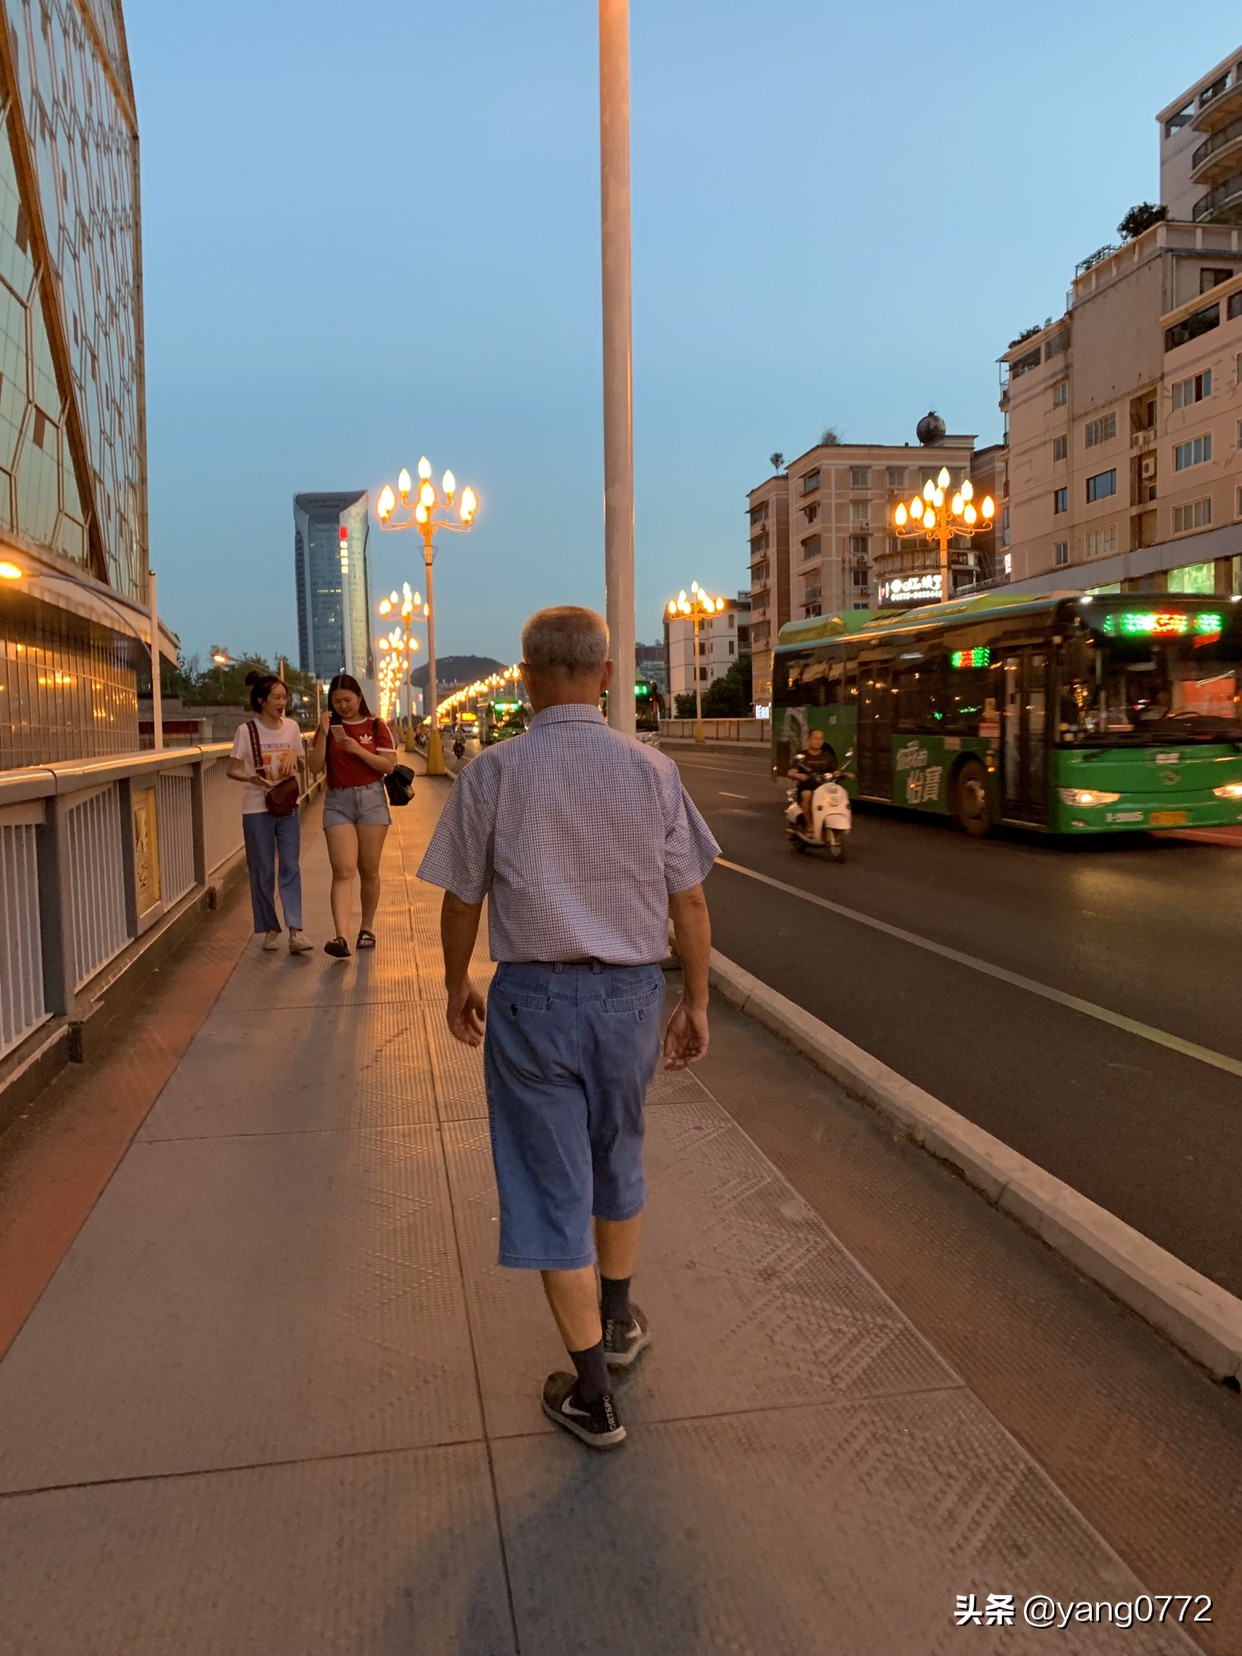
[896,661,936,731]
[942,661,990,734]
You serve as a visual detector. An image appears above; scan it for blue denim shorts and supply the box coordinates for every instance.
[322,781,391,829]
[483,960,665,1270]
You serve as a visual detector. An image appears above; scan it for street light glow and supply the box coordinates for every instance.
[417,456,432,481]
[0,560,22,580]
[398,468,412,498]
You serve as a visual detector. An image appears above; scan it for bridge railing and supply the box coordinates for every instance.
[659,718,771,744]
[0,741,322,1064]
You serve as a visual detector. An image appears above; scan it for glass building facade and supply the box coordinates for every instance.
[293,491,374,685]
[0,0,151,768]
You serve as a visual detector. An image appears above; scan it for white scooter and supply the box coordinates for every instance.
[785,751,853,861]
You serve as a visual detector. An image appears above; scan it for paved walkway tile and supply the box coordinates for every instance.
[0,787,1207,1653]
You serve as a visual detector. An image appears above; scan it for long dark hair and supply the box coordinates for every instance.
[245,670,286,713]
[327,672,373,719]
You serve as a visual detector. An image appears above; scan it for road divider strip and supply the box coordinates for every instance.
[714,858,1242,1082]
[701,944,1242,1388]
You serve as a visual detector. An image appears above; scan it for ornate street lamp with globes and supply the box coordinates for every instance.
[376,457,478,777]
[666,581,727,744]
[892,466,994,604]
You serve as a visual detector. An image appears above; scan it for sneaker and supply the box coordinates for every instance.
[603,1303,652,1371]
[541,1373,626,1451]
[288,930,313,955]
[262,930,281,952]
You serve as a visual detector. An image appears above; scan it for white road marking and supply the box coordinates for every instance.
[714,857,1242,1081]
[719,791,747,799]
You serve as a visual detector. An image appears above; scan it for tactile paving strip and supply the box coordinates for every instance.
[442,1100,958,1440]
[0,1128,480,1491]
[141,1001,435,1139]
[0,1444,514,1656]
[491,1396,1198,1656]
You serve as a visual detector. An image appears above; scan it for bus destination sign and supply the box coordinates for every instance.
[1100,611,1222,638]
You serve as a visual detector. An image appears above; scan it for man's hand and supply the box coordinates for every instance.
[446,979,486,1047]
[663,1000,709,1069]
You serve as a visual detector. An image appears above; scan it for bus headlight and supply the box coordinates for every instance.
[1059,788,1120,807]
[1212,782,1242,799]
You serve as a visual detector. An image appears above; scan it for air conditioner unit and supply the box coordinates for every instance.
[1141,456,1156,479]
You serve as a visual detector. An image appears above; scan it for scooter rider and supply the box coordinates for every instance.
[788,727,838,832]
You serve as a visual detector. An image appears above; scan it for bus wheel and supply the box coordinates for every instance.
[952,760,992,837]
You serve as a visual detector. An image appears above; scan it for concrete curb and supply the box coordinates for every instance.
[705,947,1242,1388]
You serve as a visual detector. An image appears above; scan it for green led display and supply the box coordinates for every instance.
[950,647,991,669]
[1100,611,1222,638]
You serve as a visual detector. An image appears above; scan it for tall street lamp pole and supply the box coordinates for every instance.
[599,0,635,735]
[667,581,726,744]
[377,582,423,748]
[892,466,995,603]
[376,457,477,777]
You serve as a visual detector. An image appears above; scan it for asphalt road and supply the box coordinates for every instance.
[670,746,1242,1297]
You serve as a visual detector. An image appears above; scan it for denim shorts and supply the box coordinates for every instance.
[322,781,391,829]
[483,960,665,1270]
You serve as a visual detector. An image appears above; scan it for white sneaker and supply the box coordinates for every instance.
[262,930,282,951]
[288,929,313,955]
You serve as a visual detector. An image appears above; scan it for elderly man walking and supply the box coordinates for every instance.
[418,606,719,1450]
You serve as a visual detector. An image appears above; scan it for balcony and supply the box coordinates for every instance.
[1191,114,1242,183]
[1192,170,1242,223]
[1192,74,1242,133]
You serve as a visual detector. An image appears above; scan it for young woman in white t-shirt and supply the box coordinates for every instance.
[226,672,313,955]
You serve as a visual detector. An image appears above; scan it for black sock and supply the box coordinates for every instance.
[569,1342,610,1405]
[599,1274,631,1326]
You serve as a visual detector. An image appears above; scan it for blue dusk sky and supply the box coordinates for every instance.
[129,0,1241,667]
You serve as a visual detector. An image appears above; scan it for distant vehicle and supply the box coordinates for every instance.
[481,698,528,745]
[599,678,664,740]
[772,592,1242,838]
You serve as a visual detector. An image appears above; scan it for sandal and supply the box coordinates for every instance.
[356,929,377,950]
[324,936,351,959]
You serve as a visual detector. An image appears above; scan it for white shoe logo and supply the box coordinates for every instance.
[562,1397,590,1418]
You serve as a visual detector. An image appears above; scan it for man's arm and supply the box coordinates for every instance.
[441,891,486,1046]
[665,883,710,1069]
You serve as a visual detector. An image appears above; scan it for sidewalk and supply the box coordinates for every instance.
[0,786,1230,1654]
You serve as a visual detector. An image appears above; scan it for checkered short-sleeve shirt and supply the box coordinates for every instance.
[417,704,719,965]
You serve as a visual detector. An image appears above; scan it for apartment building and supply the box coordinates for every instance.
[1159,47,1242,224]
[1000,49,1242,599]
[747,428,982,705]
[665,592,751,706]
[1001,233,1242,593]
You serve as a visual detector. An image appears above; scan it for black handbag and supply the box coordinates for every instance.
[374,721,415,807]
[385,764,415,808]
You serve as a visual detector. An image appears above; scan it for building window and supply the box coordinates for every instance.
[728,640,735,656]
[1085,469,1117,503]
[849,534,868,557]
[1237,419,1242,449]
[801,469,820,494]
[801,534,821,560]
[1201,268,1235,293]
[1237,351,1242,383]
[1011,344,1042,378]
[802,502,819,523]
[850,501,869,523]
[749,503,768,527]
[1237,485,1242,518]
[1173,434,1212,470]
[1084,412,1117,447]
[850,466,869,488]
[886,467,905,488]
[1052,435,1067,462]
[1053,381,1068,408]
[1085,526,1118,558]
[699,667,709,682]
[728,613,734,629]
[1230,291,1242,322]
[851,567,869,586]
[804,604,822,618]
[1165,302,1219,352]
[1054,487,1069,515]
[1172,369,1212,409]
[1168,561,1214,595]
[1172,497,1212,533]
[1054,541,1069,566]
[1164,102,1193,136]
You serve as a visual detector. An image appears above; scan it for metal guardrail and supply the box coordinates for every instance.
[660,719,771,744]
[0,739,322,1063]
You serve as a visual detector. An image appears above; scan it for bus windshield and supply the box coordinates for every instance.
[1060,629,1242,745]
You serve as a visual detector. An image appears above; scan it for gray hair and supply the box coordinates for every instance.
[521,606,610,676]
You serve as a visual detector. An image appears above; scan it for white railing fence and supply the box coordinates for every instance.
[0,740,322,1065]
[660,718,771,744]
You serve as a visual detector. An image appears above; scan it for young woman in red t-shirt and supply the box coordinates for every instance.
[309,674,398,958]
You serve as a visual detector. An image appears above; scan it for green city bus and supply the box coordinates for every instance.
[480,698,528,745]
[772,591,1242,837]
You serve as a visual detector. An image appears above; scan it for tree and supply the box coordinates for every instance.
[820,426,843,446]
[1117,202,1167,241]
[769,451,785,473]
[675,656,753,720]
[1008,324,1043,349]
